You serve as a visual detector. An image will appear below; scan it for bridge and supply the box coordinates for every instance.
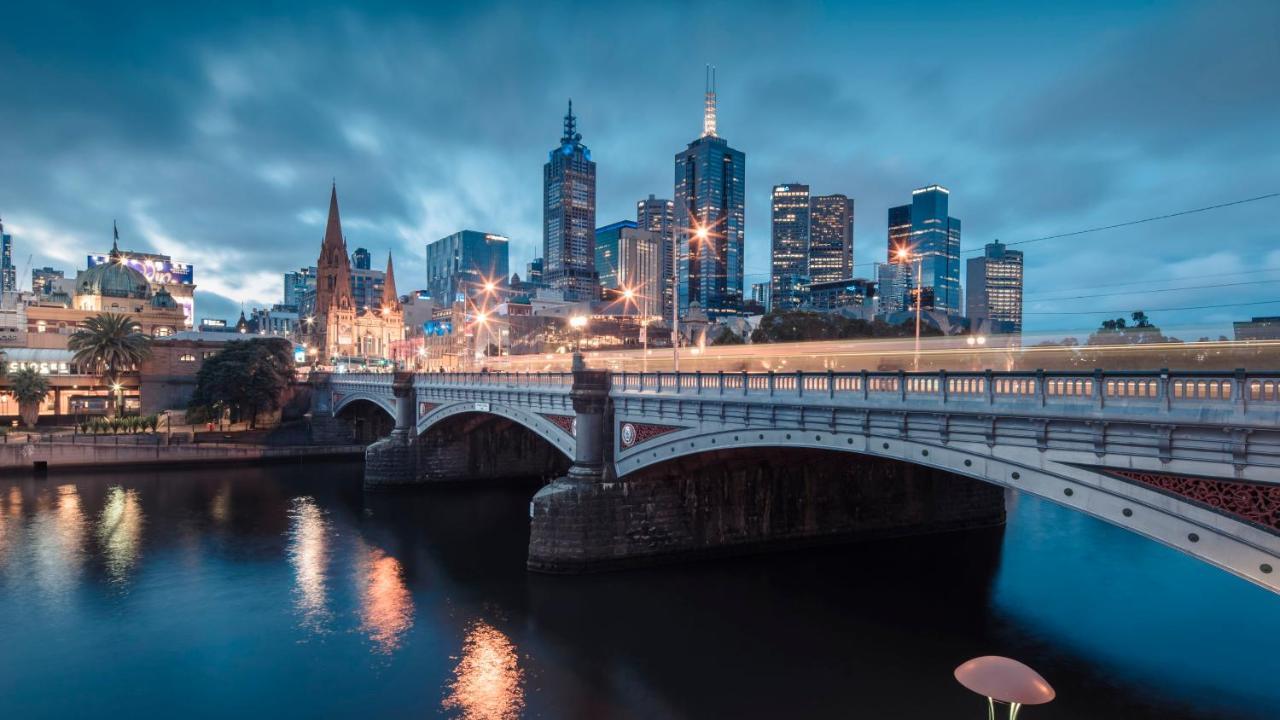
[313,365,1280,593]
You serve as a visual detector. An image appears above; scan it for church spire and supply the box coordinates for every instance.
[381,252,400,311]
[323,181,344,252]
[702,65,718,138]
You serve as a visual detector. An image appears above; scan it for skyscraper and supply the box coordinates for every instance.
[543,100,598,302]
[809,194,854,284]
[674,66,745,319]
[770,183,810,311]
[0,217,14,293]
[885,185,961,313]
[425,230,510,305]
[352,247,371,270]
[284,267,316,309]
[966,240,1024,334]
[637,194,675,319]
[595,221,661,315]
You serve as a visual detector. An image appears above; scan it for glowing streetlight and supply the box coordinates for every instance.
[896,244,925,371]
[569,314,587,356]
[954,656,1055,719]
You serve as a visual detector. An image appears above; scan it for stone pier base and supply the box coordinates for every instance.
[364,431,419,489]
[528,448,1006,573]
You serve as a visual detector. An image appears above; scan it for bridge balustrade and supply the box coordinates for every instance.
[604,369,1280,416]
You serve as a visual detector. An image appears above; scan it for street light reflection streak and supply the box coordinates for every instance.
[31,484,86,600]
[286,496,331,632]
[358,546,413,654]
[441,620,525,720]
[97,486,144,585]
[0,486,21,569]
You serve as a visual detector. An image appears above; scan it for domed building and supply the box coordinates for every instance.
[56,224,186,339]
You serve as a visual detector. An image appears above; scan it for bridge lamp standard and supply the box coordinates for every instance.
[954,656,1055,719]
[895,245,925,372]
[621,286,649,372]
[569,314,588,364]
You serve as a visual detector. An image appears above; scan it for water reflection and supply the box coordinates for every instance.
[209,482,231,525]
[442,620,525,720]
[0,485,21,568]
[287,496,331,632]
[30,484,87,599]
[357,546,413,654]
[97,486,144,585]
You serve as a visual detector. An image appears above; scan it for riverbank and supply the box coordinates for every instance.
[0,438,364,474]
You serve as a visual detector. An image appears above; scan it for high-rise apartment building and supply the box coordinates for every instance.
[425,230,510,306]
[885,185,961,313]
[770,183,810,311]
[675,67,745,319]
[750,282,772,313]
[595,221,662,315]
[637,194,675,319]
[966,240,1023,334]
[0,218,14,293]
[543,101,598,301]
[350,264,386,313]
[809,194,854,284]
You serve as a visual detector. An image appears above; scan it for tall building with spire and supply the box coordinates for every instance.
[674,66,745,319]
[543,100,598,302]
[308,184,404,361]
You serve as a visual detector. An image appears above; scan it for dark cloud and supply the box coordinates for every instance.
[0,0,1275,332]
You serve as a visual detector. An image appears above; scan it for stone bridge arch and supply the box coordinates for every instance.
[609,425,1280,593]
[416,400,575,461]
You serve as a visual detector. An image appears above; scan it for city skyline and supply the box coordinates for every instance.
[0,2,1276,335]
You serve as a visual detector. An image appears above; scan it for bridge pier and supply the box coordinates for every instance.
[364,371,419,489]
[308,371,354,444]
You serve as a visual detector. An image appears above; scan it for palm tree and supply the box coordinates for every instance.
[68,313,152,416]
[9,367,50,428]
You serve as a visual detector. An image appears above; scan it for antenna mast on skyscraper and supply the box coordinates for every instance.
[703,64,718,138]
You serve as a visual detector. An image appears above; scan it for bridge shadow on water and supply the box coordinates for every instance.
[351,465,1263,720]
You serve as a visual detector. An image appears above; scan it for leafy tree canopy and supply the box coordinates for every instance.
[188,338,294,427]
[750,311,943,344]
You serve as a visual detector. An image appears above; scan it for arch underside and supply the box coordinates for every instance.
[417,401,575,461]
[617,427,1280,594]
[332,392,395,419]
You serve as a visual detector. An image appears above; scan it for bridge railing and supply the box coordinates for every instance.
[411,371,574,388]
[610,369,1280,415]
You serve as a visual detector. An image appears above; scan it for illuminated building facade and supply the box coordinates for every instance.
[809,194,854,285]
[595,221,661,315]
[307,185,404,360]
[636,194,675,319]
[543,101,598,302]
[426,230,510,305]
[885,185,961,313]
[966,240,1023,334]
[770,183,810,311]
[675,66,745,320]
[32,267,64,295]
[87,245,196,328]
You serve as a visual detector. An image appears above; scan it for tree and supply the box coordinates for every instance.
[1088,310,1177,346]
[708,325,746,345]
[750,310,943,344]
[68,313,152,415]
[8,367,50,428]
[188,338,294,429]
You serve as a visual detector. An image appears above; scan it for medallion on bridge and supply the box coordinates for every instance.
[541,413,576,437]
[619,422,685,449]
[418,402,438,416]
[1108,469,1280,532]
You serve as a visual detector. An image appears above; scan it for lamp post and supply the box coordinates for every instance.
[954,656,1055,719]
[896,246,925,371]
[569,314,588,366]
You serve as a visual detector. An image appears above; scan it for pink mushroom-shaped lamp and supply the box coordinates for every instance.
[955,656,1055,719]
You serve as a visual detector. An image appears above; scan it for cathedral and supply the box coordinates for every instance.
[309,184,404,362]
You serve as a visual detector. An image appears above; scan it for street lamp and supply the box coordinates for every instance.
[955,656,1055,719]
[896,245,925,372]
[569,314,588,360]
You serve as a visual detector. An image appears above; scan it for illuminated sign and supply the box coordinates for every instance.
[202,318,227,328]
[424,320,452,337]
[293,344,307,364]
[87,253,195,285]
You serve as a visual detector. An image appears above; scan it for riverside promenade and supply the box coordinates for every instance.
[0,425,363,473]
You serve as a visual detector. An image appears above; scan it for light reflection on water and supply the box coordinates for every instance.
[357,544,414,654]
[0,467,1276,719]
[286,496,331,632]
[30,484,87,600]
[442,620,526,720]
[97,486,144,585]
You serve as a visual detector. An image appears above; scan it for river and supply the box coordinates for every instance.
[0,461,1276,718]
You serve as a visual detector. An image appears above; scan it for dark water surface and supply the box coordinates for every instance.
[0,462,1277,719]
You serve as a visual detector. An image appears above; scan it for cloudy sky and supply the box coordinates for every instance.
[1,0,1277,337]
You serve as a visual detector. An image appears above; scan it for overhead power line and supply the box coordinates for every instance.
[1023,299,1280,316]
[1026,278,1278,303]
